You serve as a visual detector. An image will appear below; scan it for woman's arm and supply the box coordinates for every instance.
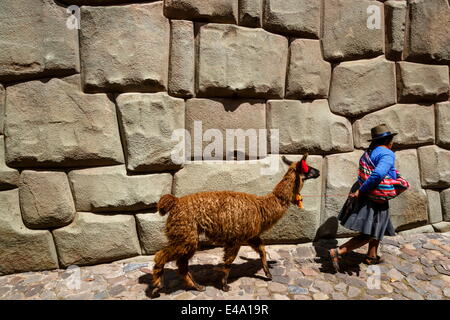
[359,152,396,193]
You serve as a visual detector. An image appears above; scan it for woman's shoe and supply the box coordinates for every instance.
[329,248,341,272]
[364,255,384,265]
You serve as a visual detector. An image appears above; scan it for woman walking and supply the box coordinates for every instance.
[329,124,409,271]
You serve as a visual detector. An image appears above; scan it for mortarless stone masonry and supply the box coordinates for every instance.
[0,0,449,275]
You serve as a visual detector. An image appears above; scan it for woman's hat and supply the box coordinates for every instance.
[367,124,398,142]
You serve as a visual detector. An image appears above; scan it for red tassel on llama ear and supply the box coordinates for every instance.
[300,159,309,173]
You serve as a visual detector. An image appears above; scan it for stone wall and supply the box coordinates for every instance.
[0,0,449,275]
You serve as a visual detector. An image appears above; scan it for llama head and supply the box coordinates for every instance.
[281,154,320,204]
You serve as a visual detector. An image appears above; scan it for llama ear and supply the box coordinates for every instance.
[301,153,309,161]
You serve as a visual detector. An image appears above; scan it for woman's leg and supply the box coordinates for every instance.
[337,233,371,255]
[367,238,380,258]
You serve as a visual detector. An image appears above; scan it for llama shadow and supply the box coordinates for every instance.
[138,257,277,298]
[312,217,366,276]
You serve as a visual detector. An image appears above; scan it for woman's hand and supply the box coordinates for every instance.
[349,189,360,198]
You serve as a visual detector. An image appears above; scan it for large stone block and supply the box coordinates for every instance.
[65,0,150,4]
[0,84,4,134]
[69,165,172,212]
[19,171,76,229]
[262,0,321,38]
[286,39,331,99]
[185,98,266,160]
[0,189,58,275]
[197,24,288,99]
[238,0,261,27]
[0,0,79,82]
[384,0,407,60]
[117,93,185,172]
[168,20,195,98]
[397,62,449,103]
[321,150,364,238]
[267,100,353,155]
[322,0,384,62]
[418,145,450,189]
[136,213,168,254]
[405,0,450,64]
[426,189,443,224]
[353,104,435,149]
[4,76,124,168]
[53,212,141,267]
[164,0,238,23]
[436,102,450,149]
[80,2,170,93]
[389,149,428,230]
[0,136,19,191]
[174,155,323,243]
[329,57,396,117]
[442,188,450,221]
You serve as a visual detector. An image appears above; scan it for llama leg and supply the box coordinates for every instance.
[221,245,241,292]
[152,247,179,297]
[249,237,272,280]
[177,256,205,292]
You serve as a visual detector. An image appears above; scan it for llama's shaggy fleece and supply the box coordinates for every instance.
[151,154,320,296]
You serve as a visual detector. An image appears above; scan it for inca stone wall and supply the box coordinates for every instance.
[0,0,450,275]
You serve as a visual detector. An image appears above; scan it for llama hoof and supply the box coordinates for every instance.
[195,285,206,292]
[222,284,230,292]
[265,272,273,280]
[151,287,162,298]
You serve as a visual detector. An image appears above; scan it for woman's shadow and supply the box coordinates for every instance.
[138,256,277,298]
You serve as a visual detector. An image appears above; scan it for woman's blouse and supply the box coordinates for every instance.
[359,146,397,193]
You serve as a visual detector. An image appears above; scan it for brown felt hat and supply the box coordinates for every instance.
[367,124,398,142]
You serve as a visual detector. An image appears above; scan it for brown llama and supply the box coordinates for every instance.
[151,154,320,296]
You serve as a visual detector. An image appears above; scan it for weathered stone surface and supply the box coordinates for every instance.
[442,188,450,221]
[80,2,169,93]
[4,76,124,167]
[136,213,168,254]
[68,165,172,212]
[262,0,321,38]
[329,57,396,117]
[116,93,185,172]
[432,222,450,233]
[0,136,19,191]
[185,98,266,160]
[197,24,288,99]
[267,100,353,155]
[174,155,323,243]
[0,0,79,82]
[322,0,384,62]
[0,85,4,135]
[426,189,443,224]
[390,149,428,230]
[238,0,261,27]
[286,39,331,99]
[53,212,141,267]
[164,0,238,23]
[0,189,58,275]
[320,150,364,238]
[65,0,150,4]
[436,102,450,149]
[353,104,435,149]
[384,0,407,60]
[405,0,450,64]
[168,20,195,98]
[418,146,450,189]
[398,225,434,235]
[19,171,76,229]
[397,62,449,103]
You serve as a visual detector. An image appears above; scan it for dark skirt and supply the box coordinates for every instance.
[338,194,396,240]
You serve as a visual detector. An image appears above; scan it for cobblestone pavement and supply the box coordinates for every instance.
[1,232,450,300]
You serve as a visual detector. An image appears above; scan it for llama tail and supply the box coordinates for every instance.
[157,194,178,216]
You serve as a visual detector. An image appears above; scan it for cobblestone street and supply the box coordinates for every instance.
[1,232,450,300]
